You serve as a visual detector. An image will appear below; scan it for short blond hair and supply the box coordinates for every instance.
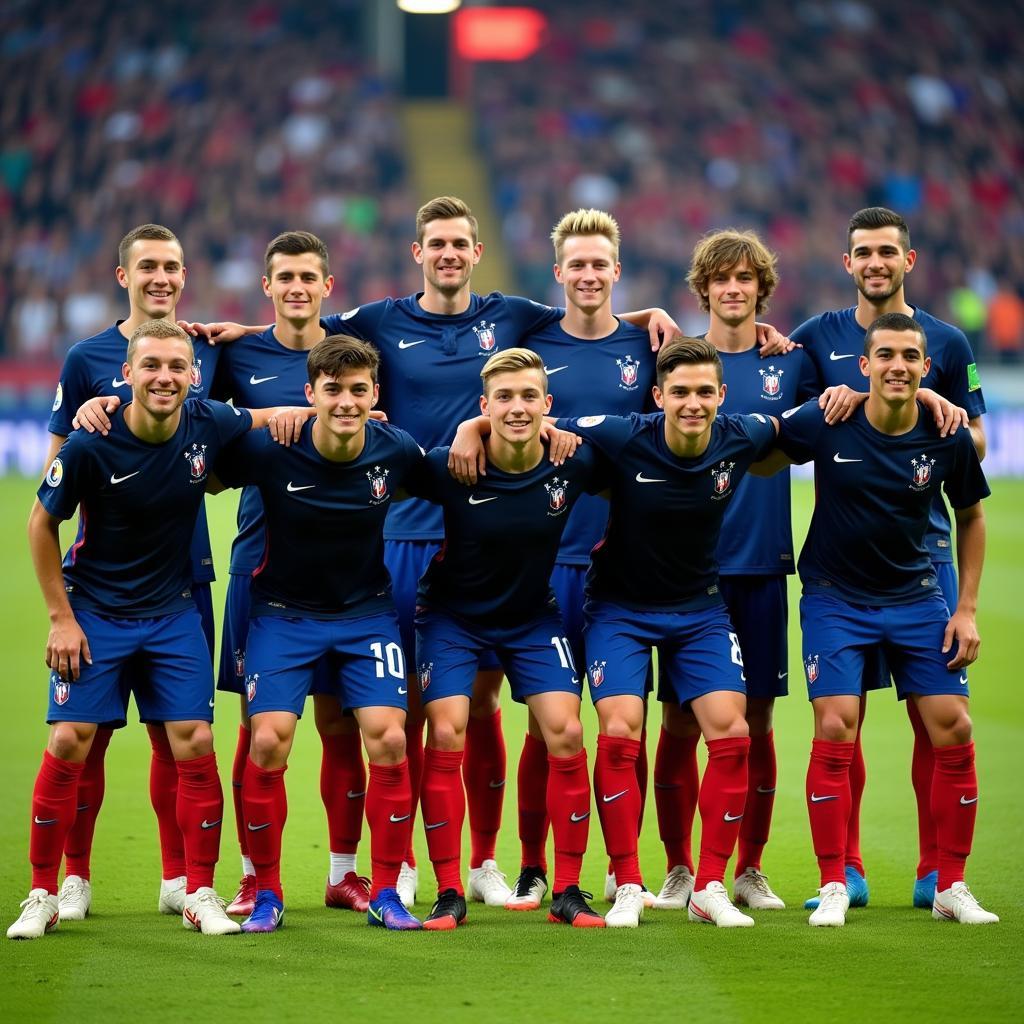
[416,196,478,244]
[480,347,547,395]
[127,319,193,364]
[687,229,779,315]
[551,208,621,264]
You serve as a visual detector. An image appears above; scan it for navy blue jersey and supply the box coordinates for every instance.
[409,443,603,625]
[47,321,224,583]
[557,413,777,610]
[717,346,819,575]
[214,328,318,575]
[778,402,989,606]
[323,292,561,541]
[215,420,424,618]
[525,318,656,566]
[791,305,986,563]
[38,400,252,617]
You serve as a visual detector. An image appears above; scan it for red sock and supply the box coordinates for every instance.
[594,734,642,886]
[175,752,224,893]
[517,733,549,870]
[366,760,412,898]
[845,715,866,875]
[932,741,977,891]
[654,728,699,873]
[694,736,749,892]
[63,727,112,879]
[636,726,649,834]
[736,730,777,875]
[30,750,85,893]
[231,725,251,860]
[320,731,365,856]
[149,725,186,879]
[464,709,505,868]
[421,747,466,894]
[404,718,424,867]
[547,750,590,893]
[908,701,938,878]
[241,757,287,899]
[807,739,854,887]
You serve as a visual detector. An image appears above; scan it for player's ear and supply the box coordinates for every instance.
[304,382,315,406]
[472,242,483,264]
[122,360,132,382]
[323,274,335,298]
[921,355,931,377]
[543,393,553,414]
[652,385,664,409]
[904,248,917,273]
[116,266,129,289]
[612,261,621,282]
[859,355,870,378]
[480,393,489,416]
[553,263,564,284]
[411,241,424,265]
[371,383,379,406]
[718,383,727,405]
[261,275,272,298]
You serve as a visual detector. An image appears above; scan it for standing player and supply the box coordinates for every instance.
[792,208,987,910]
[760,313,995,926]
[411,349,604,929]
[211,336,425,933]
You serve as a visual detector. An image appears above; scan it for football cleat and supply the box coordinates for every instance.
[505,866,548,911]
[226,873,258,916]
[58,875,92,921]
[605,883,644,928]
[396,862,418,909]
[913,870,938,909]
[804,866,868,910]
[7,889,59,940]
[808,882,849,927]
[367,887,422,930]
[653,865,695,910]
[688,882,755,928]
[241,890,284,933]
[468,859,511,906]
[423,888,468,931]
[604,871,617,902]
[932,882,999,924]
[182,887,241,935]
[158,875,187,916]
[548,886,606,928]
[325,872,370,913]
[733,868,786,910]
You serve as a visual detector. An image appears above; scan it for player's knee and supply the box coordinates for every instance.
[426,716,465,752]
[816,710,856,743]
[547,716,584,756]
[47,722,91,762]
[174,722,214,758]
[942,707,973,746]
[600,713,642,740]
[249,726,286,767]
[372,723,407,764]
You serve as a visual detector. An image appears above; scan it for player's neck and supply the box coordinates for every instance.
[663,421,712,459]
[864,391,920,435]
[419,284,472,317]
[559,304,618,340]
[854,291,913,330]
[312,419,366,462]
[123,401,182,444]
[706,316,756,353]
[274,316,326,351]
[119,310,177,340]
[485,434,544,474]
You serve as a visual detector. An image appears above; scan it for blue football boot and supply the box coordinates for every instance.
[367,887,422,930]
[804,866,869,910]
[241,890,284,933]
[913,870,939,909]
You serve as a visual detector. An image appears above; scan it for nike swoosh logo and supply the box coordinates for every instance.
[34,816,58,826]
[959,675,968,685]
[569,811,590,822]
[756,786,776,795]
[602,790,629,803]
[723,811,743,822]
[829,352,856,361]
[287,482,316,492]
[389,813,411,823]
[368,905,384,923]
[468,495,498,505]
[249,374,279,385]
[960,795,979,805]
[346,790,366,799]
[544,365,568,375]
[247,821,271,831]
[112,378,129,387]
[424,821,448,831]
[635,472,667,483]
[398,339,426,350]
[809,793,838,803]
[110,471,141,485]
[397,687,407,695]
[778,671,788,679]
[200,819,222,830]
[488,779,506,789]
[76,804,90,812]
[209,697,216,708]
[833,454,863,463]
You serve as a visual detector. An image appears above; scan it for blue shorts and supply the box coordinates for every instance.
[47,608,215,726]
[800,591,968,701]
[244,610,408,717]
[414,607,581,706]
[720,575,789,700]
[584,600,746,706]
[386,539,500,672]
[192,581,215,663]
[551,562,587,672]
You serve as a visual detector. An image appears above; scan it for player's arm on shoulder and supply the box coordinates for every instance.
[818,385,866,425]
[748,415,790,476]
[248,405,314,445]
[944,501,985,669]
[180,321,269,344]
[72,395,123,436]
[619,308,680,352]
[449,416,491,484]
[754,321,796,357]
[916,388,969,438]
[540,421,582,467]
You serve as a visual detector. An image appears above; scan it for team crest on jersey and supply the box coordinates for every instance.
[189,358,203,393]
[710,460,735,499]
[616,354,640,390]
[417,662,433,692]
[473,321,497,352]
[233,648,245,678]
[52,382,63,412]
[910,454,936,491]
[758,365,784,400]
[185,443,208,482]
[804,655,819,684]
[52,671,70,706]
[366,465,390,504]
[588,660,607,688]
[245,672,259,703]
[45,458,63,488]
[544,477,569,515]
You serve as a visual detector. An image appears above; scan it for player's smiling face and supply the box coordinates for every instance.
[263,252,333,324]
[653,362,725,453]
[860,328,931,404]
[844,226,916,304]
[413,217,482,298]
[554,234,620,314]
[306,368,378,441]
[480,369,552,448]
[125,335,193,418]
[117,239,185,320]
[705,257,761,327]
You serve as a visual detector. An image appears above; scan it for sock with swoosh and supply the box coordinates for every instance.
[230,725,251,862]
[177,752,225,893]
[403,717,424,868]
[63,726,112,880]
[653,727,699,873]
[932,741,977,891]
[366,759,412,898]
[465,708,505,869]
[736,730,777,875]
[320,730,365,866]
[908,700,938,879]
[421,746,466,894]
[845,712,867,875]
[807,738,854,887]
[517,732,549,871]
[548,749,590,892]
[241,757,287,899]
[594,734,643,886]
[694,736,750,892]
[30,750,85,894]
[149,725,187,880]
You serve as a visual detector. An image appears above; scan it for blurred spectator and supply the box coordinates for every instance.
[987,287,1024,362]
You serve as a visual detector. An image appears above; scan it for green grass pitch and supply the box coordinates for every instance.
[1,476,1021,1024]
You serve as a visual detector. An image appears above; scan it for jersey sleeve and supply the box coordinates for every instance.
[777,401,824,463]
[401,446,447,502]
[934,328,987,418]
[47,345,92,436]
[503,295,563,334]
[738,413,779,460]
[794,348,823,402]
[37,435,90,521]
[213,430,266,489]
[322,300,389,341]
[556,414,638,463]
[208,400,253,443]
[789,315,820,350]
[944,430,991,509]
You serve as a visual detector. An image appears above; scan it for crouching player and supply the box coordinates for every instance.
[412,349,605,929]
[211,335,426,932]
[8,320,276,940]
[757,313,995,926]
